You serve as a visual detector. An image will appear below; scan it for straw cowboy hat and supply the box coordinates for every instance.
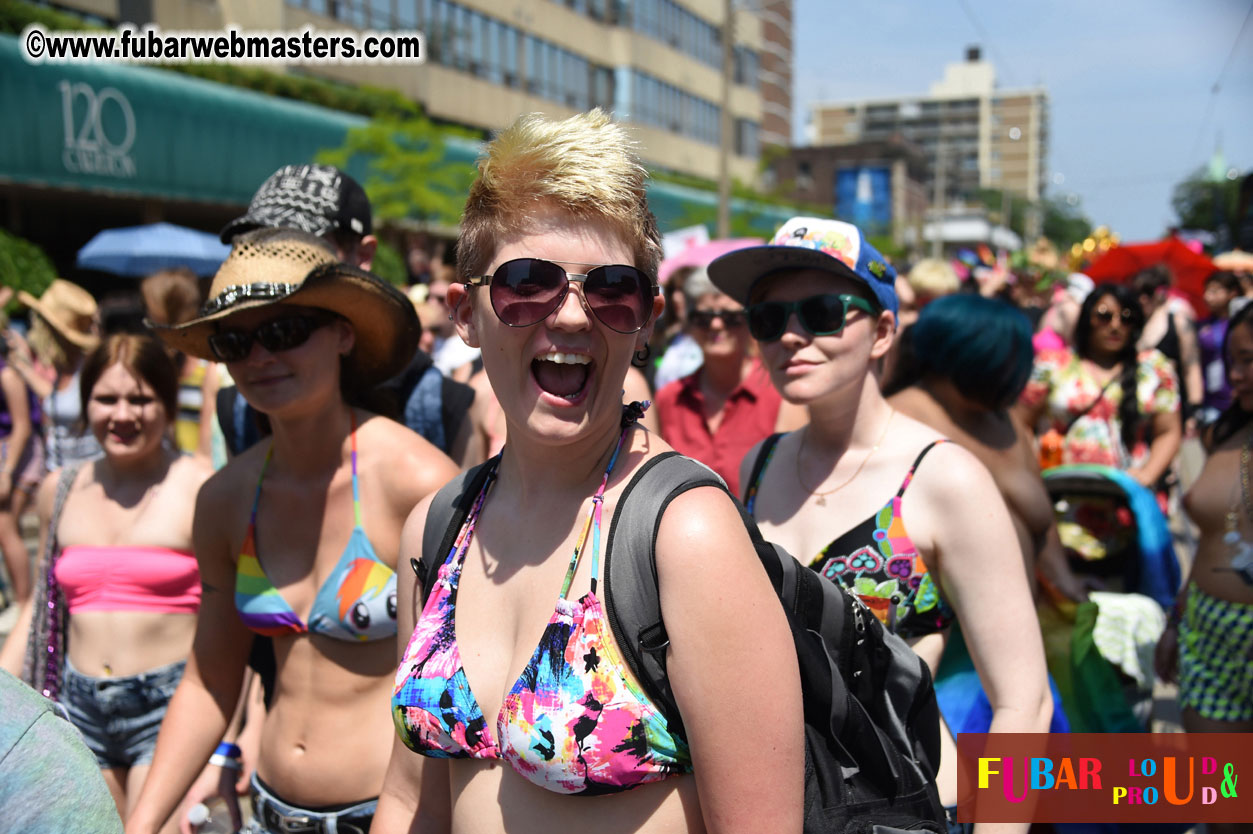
[17,280,100,350]
[152,228,418,386]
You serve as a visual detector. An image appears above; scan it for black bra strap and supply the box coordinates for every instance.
[895,439,947,498]
[743,432,784,507]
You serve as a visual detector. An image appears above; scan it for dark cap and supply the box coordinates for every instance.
[220,164,372,244]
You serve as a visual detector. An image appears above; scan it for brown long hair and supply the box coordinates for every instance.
[79,334,179,424]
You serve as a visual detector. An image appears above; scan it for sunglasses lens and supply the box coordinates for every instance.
[255,316,317,353]
[585,265,650,333]
[747,302,787,341]
[799,295,848,335]
[490,259,567,327]
[208,330,252,363]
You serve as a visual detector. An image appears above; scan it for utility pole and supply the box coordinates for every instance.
[717,0,733,238]
[930,140,946,258]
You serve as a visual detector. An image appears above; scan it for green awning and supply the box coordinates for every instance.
[1,33,794,235]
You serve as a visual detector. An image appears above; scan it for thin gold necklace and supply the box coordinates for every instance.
[797,410,895,506]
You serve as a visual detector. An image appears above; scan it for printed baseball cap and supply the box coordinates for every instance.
[707,217,898,315]
[220,164,372,244]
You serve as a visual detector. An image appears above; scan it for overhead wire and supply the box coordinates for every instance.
[1187,1,1253,165]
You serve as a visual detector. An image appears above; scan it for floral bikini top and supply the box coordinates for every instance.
[746,436,955,639]
[391,421,692,795]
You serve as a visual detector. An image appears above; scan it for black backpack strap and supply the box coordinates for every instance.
[603,453,729,738]
[417,457,498,605]
[743,432,784,509]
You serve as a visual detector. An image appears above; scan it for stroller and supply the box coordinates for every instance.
[1044,464,1180,608]
[1040,464,1180,733]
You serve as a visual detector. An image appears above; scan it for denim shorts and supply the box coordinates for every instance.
[61,657,185,769]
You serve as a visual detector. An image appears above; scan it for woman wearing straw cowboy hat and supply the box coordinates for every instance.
[8,279,103,471]
[126,228,459,834]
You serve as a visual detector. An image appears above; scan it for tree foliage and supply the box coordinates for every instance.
[976,188,1091,248]
[1172,165,1242,238]
[0,229,57,314]
[317,106,477,229]
[1041,195,1091,249]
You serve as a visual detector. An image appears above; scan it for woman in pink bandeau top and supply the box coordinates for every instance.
[1,333,211,831]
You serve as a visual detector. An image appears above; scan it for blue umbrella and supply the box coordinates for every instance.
[76,222,230,277]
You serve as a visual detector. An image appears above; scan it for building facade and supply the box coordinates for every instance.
[809,47,1048,208]
[756,0,791,148]
[768,140,928,246]
[51,0,774,185]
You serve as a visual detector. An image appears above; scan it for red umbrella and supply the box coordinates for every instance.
[1082,237,1217,315]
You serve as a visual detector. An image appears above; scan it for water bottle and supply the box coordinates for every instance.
[186,800,236,833]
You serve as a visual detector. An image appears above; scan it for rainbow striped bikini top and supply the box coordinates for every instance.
[234,424,397,642]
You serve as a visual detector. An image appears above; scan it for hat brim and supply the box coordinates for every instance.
[152,264,418,387]
[707,246,865,306]
[17,290,101,350]
[219,216,262,244]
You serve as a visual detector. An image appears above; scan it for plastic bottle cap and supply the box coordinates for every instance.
[186,803,210,826]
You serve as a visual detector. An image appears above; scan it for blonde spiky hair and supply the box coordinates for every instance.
[457,109,662,284]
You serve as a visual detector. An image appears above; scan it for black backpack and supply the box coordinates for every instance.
[419,452,945,833]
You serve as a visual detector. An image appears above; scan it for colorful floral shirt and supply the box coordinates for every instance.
[1020,348,1179,468]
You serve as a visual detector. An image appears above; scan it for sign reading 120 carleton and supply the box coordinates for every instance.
[59,80,136,179]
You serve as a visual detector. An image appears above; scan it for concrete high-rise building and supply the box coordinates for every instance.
[809,47,1048,208]
[756,0,792,148]
[52,0,777,185]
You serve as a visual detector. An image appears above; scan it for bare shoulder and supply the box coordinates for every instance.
[168,454,214,491]
[199,443,266,518]
[886,386,935,422]
[654,484,755,576]
[358,413,460,507]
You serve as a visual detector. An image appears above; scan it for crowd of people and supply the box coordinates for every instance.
[0,108,1251,834]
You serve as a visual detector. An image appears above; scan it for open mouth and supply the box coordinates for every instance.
[531,351,592,401]
[109,425,141,443]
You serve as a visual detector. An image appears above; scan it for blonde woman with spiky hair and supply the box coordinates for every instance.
[375,110,803,834]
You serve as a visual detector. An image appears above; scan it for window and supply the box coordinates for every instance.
[735,118,759,157]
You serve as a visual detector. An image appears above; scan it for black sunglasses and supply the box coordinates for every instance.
[1093,306,1133,325]
[746,293,879,342]
[688,308,747,329]
[208,312,338,363]
[467,257,658,334]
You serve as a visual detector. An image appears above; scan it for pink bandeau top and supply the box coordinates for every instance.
[55,545,201,615]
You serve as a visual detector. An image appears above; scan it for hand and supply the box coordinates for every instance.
[1154,622,1180,684]
[175,764,242,834]
[1124,467,1156,489]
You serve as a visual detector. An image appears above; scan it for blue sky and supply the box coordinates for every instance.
[792,0,1253,242]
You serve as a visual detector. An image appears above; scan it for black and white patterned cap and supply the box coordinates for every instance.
[219,164,372,244]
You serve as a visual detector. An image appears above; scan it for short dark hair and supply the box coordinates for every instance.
[1206,270,1242,294]
[908,294,1034,410]
[79,333,179,424]
[1131,265,1171,297]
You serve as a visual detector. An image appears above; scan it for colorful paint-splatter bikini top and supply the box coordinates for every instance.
[391,421,692,795]
[235,417,397,642]
[746,437,955,638]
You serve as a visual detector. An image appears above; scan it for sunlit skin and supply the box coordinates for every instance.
[1088,299,1132,361]
[1159,318,1253,818]
[743,268,1050,831]
[1204,282,1237,321]
[124,295,458,834]
[217,305,354,421]
[0,355,212,833]
[374,208,805,834]
[448,211,662,453]
[687,292,750,361]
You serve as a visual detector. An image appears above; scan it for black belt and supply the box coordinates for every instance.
[249,775,375,834]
